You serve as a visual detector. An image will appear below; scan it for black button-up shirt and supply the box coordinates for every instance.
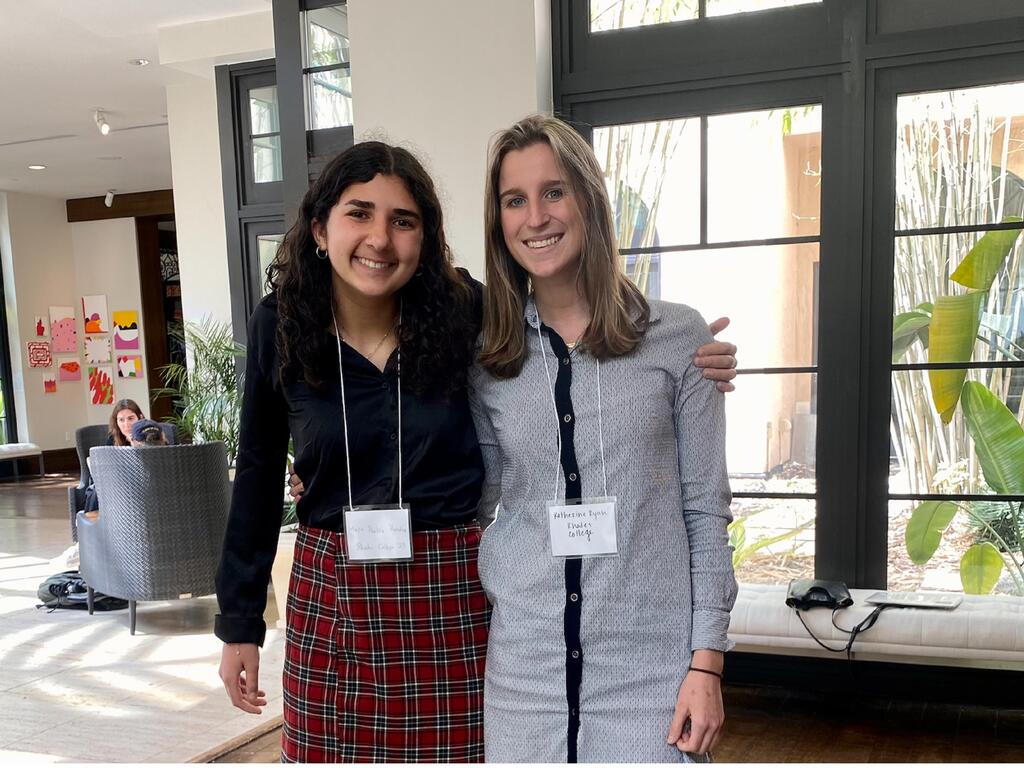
[215,290,484,646]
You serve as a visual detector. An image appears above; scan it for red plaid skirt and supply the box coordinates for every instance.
[281,523,490,763]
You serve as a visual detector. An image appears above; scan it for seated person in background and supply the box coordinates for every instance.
[108,398,145,446]
[129,419,168,448]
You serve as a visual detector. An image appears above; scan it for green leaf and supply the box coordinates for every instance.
[961,382,1024,495]
[728,519,747,558]
[892,311,932,362]
[916,302,934,315]
[927,292,985,422]
[950,218,1023,290]
[960,541,1004,594]
[893,311,931,340]
[905,501,957,565]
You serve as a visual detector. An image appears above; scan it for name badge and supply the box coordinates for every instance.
[547,497,618,558]
[343,504,414,562]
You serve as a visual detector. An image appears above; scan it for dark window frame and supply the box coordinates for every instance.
[216,59,286,344]
[555,0,1024,589]
[0,244,18,444]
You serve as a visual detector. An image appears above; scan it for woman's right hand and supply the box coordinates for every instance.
[288,472,304,502]
[219,642,267,714]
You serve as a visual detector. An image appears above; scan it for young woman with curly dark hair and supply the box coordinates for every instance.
[214,142,488,763]
[214,138,739,763]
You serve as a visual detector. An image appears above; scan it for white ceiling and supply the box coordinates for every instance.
[0,0,271,199]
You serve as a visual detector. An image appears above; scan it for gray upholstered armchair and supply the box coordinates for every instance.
[77,441,231,635]
[67,424,108,542]
[67,422,178,542]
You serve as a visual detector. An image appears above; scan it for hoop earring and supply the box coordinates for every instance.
[315,246,328,260]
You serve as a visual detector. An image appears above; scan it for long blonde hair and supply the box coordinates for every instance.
[479,115,649,379]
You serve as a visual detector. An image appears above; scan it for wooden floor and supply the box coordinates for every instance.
[213,684,1024,763]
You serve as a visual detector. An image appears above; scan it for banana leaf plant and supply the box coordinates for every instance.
[898,220,1024,593]
[905,383,1024,594]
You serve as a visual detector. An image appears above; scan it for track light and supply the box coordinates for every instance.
[94,110,110,136]
[104,190,115,208]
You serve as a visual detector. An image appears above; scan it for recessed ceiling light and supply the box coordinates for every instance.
[93,109,111,135]
[28,164,46,170]
[128,58,150,67]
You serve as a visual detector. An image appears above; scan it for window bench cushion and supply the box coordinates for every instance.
[0,443,41,460]
[728,583,1024,669]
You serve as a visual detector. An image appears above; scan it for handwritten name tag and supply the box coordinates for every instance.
[547,497,618,558]
[344,505,413,562]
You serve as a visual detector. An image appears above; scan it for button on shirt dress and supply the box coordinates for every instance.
[468,298,738,763]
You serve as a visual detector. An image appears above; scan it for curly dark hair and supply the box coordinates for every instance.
[267,141,477,395]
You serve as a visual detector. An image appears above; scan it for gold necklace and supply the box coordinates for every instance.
[342,322,397,361]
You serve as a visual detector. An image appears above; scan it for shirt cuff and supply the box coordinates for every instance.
[691,608,734,653]
[214,614,267,647]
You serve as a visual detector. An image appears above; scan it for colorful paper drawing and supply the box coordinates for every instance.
[84,336,111,364]
[49,306,77,353]
[43,378,57,394]
[88,366,114,405]
[117,355,143,379]
[112,310,140,350]
[34,316,47,337]
[27,341,52,368]
[58,359,81,381]
[82,295,109,334]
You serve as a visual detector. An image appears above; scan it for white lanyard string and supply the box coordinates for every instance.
[332,305,403,510]
[535,318,608,502]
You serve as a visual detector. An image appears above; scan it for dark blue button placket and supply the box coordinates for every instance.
[542,325,584,763]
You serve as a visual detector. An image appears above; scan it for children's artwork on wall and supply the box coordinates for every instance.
[49,306,77,353]
[82,295,109,334]
[117,355,143,378]
[84,336,111,364]
[88,366,114,405]
[34,316,48,337]
[112,311,140,350]
[58,359,82,381]
[43,377,57,394]
[27,342,52,368]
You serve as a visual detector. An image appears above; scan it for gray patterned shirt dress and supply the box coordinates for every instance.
[469,297,738,763]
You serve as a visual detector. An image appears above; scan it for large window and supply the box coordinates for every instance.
[888,82,1024,596]
[589,0,820,31]
[557,0,1024,598]
[302,4,352,130]
[594,106,821,584]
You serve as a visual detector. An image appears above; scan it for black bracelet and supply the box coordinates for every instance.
[688,665,723,680]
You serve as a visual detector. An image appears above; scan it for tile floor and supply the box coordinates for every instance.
[0,475,286,763]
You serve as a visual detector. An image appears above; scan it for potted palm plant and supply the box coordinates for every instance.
[157,318,297,622]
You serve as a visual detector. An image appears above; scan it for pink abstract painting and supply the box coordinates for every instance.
[49,306,77,353]
[58,359,82,381]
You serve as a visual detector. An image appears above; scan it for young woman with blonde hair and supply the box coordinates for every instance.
[471,114,737,762]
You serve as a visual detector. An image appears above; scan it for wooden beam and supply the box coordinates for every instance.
[66,190,174,222]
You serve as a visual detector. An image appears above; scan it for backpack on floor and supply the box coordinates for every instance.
[36,570,128,612]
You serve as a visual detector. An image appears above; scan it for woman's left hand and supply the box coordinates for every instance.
[666,653,725,755]
[695,317,738,393]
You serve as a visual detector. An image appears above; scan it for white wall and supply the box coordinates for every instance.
[160,11,274,329]
[71,219,150,423]
[0,193,79,449]
[166,78,233,328]
[348,0,553,279]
